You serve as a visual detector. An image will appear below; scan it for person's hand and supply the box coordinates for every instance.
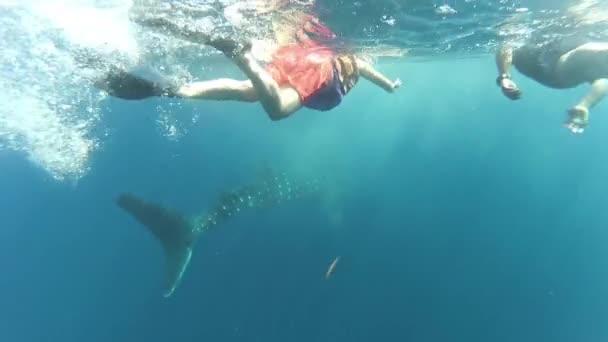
[392,78,402,91]
[564,106,589,134]
[499,77,522,100]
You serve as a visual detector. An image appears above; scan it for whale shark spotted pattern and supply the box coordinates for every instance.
[195,172,321,233]
[116,170,320,297]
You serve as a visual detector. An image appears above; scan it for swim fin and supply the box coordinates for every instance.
[96,68,177,100]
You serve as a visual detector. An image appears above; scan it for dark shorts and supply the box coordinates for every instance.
[303,68,345,111]
[513,35,592,88]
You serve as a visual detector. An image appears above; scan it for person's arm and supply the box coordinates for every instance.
[496,45,513,78]
[356,58,400,93]
[495,45,521,100]
[564,78,608,134]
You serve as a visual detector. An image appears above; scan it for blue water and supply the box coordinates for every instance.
[3,19,608,342]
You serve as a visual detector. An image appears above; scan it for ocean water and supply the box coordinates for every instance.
[2,1,608,341]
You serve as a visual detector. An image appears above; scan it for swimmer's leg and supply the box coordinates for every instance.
[208,38,302,120]
[176,79,258,102]
[131,16,212,44]
[97,70,259,102]
[565,78,608,134]
[237,52,302,120]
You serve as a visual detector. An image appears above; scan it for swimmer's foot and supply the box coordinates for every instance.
[564,105,589,134]
[207,36,252,58]
[95,69,178,100]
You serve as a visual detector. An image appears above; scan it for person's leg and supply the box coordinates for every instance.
[233,51,302,120]
[132,15,212,45]
[565,78,608,134]
[96,69,258,102]
[176,79,258,101]
[206,38,302,120]
[98,65,300,120]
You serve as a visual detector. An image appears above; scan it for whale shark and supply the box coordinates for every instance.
[116,170,320,297]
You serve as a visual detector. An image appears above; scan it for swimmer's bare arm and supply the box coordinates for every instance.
[495,45,521,100]
[565,79,608,134]
[496,46,513,76]
[356,58,400,93]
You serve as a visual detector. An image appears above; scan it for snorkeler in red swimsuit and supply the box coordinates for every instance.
[97,11,401,120]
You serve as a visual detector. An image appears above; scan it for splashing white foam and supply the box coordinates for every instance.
[0,0,138,181]
[0,0,279,180]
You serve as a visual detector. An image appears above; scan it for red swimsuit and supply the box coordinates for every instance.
[265,14,338,104]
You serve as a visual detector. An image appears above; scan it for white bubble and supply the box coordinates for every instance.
[0,0,139,181]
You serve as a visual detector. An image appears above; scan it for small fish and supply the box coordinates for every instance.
[325,256,341,280]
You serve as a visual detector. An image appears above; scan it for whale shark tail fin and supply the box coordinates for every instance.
[116,193,196,297]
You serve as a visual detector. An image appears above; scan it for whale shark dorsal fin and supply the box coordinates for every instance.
[116,193,197,297]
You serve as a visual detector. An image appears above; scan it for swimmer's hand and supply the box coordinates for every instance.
[391,78,402,92]
[497,76,521,100]
[565,106,589,134]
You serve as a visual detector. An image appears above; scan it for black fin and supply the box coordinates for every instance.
[96,69,175,100]
[116,193,195,297]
